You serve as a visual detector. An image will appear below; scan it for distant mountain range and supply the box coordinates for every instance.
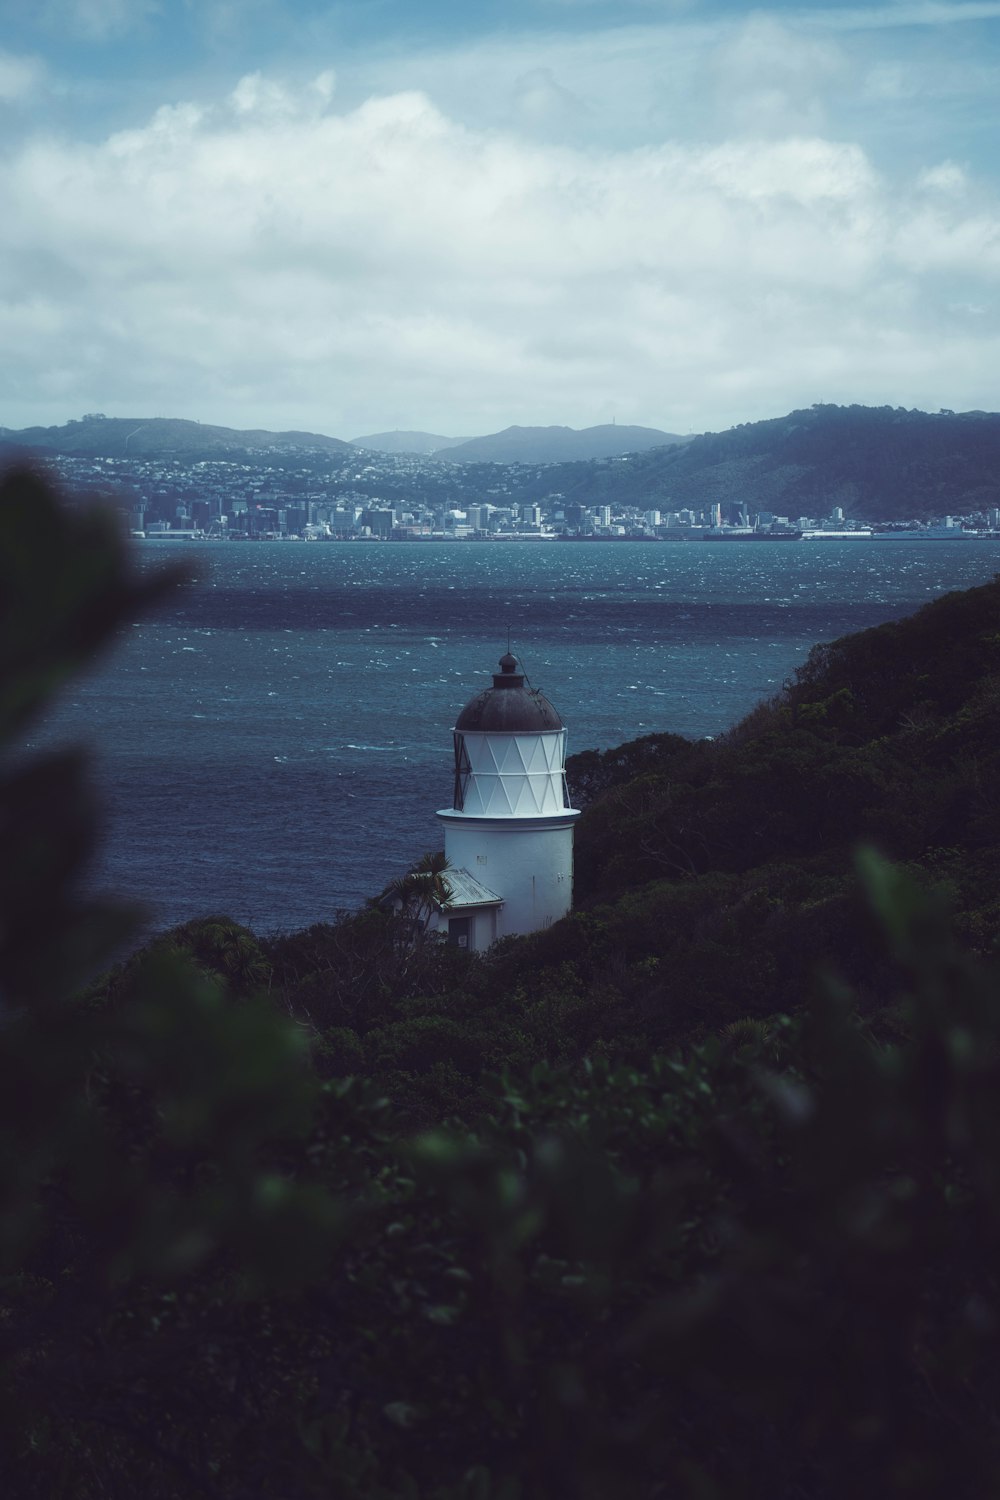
[350,423,686,463]
[443,424,686,463]
[0,415,353,459]
[4,406,999,522]
[350,431,470,456]
[2,415,683,466]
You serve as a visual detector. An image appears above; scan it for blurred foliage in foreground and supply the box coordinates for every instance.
[4,466,1000,1498]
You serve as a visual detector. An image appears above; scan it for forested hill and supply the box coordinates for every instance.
[5,405,1000,522]
[527,404,1000,520]
[442,422,686,463]
[0,413,353,459]
[534,571,1000,1045]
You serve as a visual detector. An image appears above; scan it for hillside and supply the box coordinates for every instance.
[253,571,1000,1109]
[526,404,1000,521]
[350,430,469,454]
[0,413,353,459]
[0,415,683,466]
[6,463,1000,1500]
[443,421,686,464]
[7,406,1000,523]
[535,574,1000,1042]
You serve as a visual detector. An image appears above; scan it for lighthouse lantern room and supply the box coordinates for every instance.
[435,653,580,951]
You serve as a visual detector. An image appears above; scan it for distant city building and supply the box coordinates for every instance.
[34,440,1000,550]
[362,507,394,537]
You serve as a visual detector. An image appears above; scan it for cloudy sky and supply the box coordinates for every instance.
[2,1,998,439]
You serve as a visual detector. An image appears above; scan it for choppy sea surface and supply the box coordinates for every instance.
[30,537,1000,935]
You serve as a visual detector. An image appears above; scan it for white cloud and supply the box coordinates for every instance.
[511,67,588,130]
[706,16,846,136]
[226,68,336,120]
[895,208,1000,274]
[801,2,1000,31]
[863,62,918,102]
[337,24,714,147]
[229,71,300,119]
[918,160,969,193]
[1,72,998,434]
[0,50,45,104]
[184,0,282,48]
[37,0,160,40]
[306,9,999,172]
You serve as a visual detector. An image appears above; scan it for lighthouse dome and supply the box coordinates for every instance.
[455,653,564,733]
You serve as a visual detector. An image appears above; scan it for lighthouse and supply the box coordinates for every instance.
[434,653,580,951]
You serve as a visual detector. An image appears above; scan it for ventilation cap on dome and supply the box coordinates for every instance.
[454,652,564,732]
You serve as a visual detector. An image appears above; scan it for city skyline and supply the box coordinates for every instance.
[2,0,999,437]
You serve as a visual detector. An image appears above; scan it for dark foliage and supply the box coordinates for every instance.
[565,731,694,809]
[529,403,1000,521]
[5,468,1000,1497]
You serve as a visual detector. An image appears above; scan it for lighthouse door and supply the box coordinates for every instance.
[447,916,471,949]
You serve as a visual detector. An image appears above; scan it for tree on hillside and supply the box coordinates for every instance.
[5,466,1000,1497]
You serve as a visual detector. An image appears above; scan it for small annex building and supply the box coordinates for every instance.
[432,652,580,951]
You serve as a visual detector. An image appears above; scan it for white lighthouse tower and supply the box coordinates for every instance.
[434,653,579,951]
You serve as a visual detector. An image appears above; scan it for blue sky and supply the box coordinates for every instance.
[2,0,998,437]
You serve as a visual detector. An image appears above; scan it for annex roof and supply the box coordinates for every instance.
[442,868,504,909]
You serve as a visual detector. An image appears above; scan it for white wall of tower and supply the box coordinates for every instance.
[437,813,576,938]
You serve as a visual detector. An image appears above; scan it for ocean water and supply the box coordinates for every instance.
[29,537,1000,935]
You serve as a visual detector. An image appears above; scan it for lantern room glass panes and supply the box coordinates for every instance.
[453,733,472,810]
[453,730,570,816]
